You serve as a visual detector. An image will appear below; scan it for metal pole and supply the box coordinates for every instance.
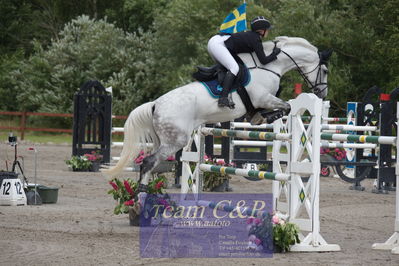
[34,146,37,204]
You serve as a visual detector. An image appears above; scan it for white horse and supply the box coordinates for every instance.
[104,36,332,191]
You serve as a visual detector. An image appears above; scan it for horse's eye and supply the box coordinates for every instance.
[323,69,329,74]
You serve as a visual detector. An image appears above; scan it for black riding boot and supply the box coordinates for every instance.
[218,71,236,109]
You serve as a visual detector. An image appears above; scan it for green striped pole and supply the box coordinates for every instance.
[199,164,290,181]
[321,133,397,145]
[200,127,291,141]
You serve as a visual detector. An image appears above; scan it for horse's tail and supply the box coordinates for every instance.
[102,102,159,179]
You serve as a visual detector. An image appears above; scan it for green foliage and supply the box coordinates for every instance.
[0,51,25,111]
[248,213,300,253]
[65,155,92,171]
[273,221,301,252]
[1,0,399,117]
[11,15,160,115]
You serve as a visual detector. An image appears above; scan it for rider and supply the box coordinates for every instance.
[207,16,281,108]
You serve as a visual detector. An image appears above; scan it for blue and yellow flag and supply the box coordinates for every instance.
[219,3,247,34]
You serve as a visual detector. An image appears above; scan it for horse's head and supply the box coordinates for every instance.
[273,37,333,99]
[302,49,333,99]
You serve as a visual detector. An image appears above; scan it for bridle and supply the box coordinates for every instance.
[248,45,328,97]
[282,50,328,97]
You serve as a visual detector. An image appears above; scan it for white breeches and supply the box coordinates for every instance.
[207,35,239,76]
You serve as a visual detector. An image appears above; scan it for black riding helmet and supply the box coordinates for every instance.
[250,16,272,32]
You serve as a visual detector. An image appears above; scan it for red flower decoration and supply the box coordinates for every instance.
[124,180,134,196]
[109,181,118,191]
[155,181,164,190]
[124,200,134,206]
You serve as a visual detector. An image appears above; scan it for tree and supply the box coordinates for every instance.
[11,15,160,116]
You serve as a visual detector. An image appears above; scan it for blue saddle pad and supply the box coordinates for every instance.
[201,67,251,98]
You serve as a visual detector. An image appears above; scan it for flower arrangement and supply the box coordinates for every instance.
[202,155,234,191]
[65,155,92,171]
[108,175,175,223]
[320,147,346,161]
[65,150,103,171]
[83,150,103,162]
[247,213,300,253]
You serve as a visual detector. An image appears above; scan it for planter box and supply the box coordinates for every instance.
[0,171,18,186]
[28,185,59,203]
[90,162,101,172]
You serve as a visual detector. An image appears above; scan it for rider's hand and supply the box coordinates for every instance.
[272,47,281,56]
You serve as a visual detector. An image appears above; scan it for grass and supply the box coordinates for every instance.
[0,131,72,144]
[0,131,124,145]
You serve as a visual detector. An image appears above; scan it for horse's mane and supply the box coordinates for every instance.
[262,36,318,53]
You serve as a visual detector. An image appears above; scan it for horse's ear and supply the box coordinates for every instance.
[320,49,333,65]
[321,49,333,60]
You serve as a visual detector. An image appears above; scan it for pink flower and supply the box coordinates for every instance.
[254,218,261,225]
[124,180,134,196]
[157,198,169,208]
[272,215,279,224]
[254,238,262,246]
[248,234,256,241]
[216,159,225,165]
[246,217,254,224]
[109,181,118,191]
[166,155,175,161]
[124,200,134,206]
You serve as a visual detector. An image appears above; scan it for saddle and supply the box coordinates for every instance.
[192,63,248,91]
[193,62,284,125]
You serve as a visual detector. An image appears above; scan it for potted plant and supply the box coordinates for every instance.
[65,151,103,172]
[320,148,347,177]
[108,176,175,226]
[247,213,300,253]
[65,155,92,171]
[83,151,103,172]
[202,156,233,192]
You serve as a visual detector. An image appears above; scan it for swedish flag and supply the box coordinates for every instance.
[220,3,247,34]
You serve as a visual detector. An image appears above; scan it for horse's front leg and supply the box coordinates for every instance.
[250,95,291,125]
